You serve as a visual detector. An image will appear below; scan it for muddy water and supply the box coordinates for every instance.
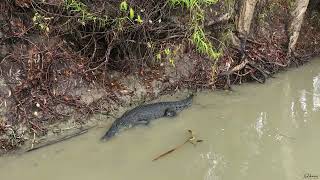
[1,61,320,180]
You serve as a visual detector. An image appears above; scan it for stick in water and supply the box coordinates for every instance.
[25,126,94,153]
[152,129,203,161]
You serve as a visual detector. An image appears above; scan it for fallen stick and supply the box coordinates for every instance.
[152,139,189,161]
[152,130,203,161]
[219,59,249,76]
[25,126,94,153]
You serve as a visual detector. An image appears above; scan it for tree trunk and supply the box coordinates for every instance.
[233,0,259,55]
[288,0,310,55]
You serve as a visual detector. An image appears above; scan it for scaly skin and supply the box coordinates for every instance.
[101,94,194,141]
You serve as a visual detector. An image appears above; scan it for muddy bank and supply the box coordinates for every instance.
[0,0,319,154]
[2,59,320,179]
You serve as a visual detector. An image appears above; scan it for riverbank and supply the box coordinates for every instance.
[0,0,319,155]
[1,59,320,180]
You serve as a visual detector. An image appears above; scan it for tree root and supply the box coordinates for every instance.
[218,39,292,86]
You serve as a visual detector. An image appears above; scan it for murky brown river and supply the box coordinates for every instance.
[1,60,320,180]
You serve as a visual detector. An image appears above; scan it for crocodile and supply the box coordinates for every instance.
[101,94,194,141]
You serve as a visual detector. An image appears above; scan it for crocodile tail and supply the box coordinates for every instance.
[101,132,113,141]
[101,124,118,141]
[101,135,109,141]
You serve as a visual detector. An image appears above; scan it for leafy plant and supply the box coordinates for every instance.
[120,1,128,11]
[156,48,176,67]
[136,15,143,24]
[64,0,108,27]
[129,7,135,20]
[169,0,218,9]
[168,0,220,61]
[119,2,144,24]
[32,12,52,33]
[192,26,220,59]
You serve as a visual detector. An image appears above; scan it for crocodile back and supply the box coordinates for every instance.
[101,94,194,141]
[121,94,193,120]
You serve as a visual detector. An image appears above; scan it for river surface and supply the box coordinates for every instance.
[1,60,320,180]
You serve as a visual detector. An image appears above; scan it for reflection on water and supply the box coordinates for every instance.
[254,112,266,138]
[300,89,308,118]
[312,74,320,111]
[0,60,320,180]
[201,151,226,180]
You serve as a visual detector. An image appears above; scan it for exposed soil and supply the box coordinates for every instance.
[0,0,319,155]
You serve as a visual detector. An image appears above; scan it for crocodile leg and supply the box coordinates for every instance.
[164,108,177,117]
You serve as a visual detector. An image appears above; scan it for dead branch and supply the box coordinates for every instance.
[152,129,203,161]
[219,58,249,76]
[25,126,95,152]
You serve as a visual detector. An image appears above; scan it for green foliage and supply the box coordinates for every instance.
[287,0,296,10]
[168,0,220,61]
[156,53,162,60]
[168,0,218,9]
[136,15,143,24]
[32,12,52,33]
[192,26,220,59]
[129,7,135,20]
[164,48,175,67]
[63,0,218,69]
[64,0,144,29]
[164,48,171,55]
[119,2,144,24]
[156,47,177,67]
[120,1,128,11]
[64,0,108,26]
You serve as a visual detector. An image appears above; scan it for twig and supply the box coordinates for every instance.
[25,126,95,152]
[219,59,249,76]
[247,38,265,46]
[85,39,114,73]
[152,139,189,161]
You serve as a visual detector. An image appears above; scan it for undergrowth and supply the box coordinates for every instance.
[169,0,221,60]
[64,0,109,27]
[62,0,221,68]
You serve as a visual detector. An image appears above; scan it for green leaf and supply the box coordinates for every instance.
[164,48,171,55]
[169,58,175,67]
[156,53,161,60]
[136,15,143,24]
[32,15,37,22]
[129,8,135,20]
[120,1,128,11]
